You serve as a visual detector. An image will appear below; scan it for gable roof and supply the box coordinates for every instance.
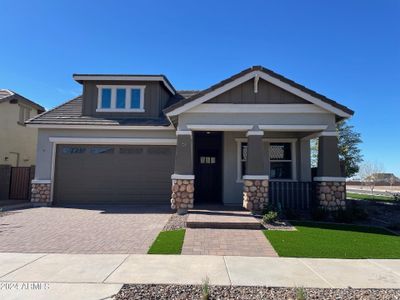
[0,89,45,112]
[164,66,354,119]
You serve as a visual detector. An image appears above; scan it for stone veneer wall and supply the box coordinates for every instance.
[171,179,194,212]
[31,182,51,204]
[316,181,346,210]
[243,179,269,212]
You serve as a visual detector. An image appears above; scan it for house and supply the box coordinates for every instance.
[26,66,354,213]
[0,89,45,167]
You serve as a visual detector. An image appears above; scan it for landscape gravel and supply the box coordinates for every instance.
[114,284,400,300]
[163,213,188,231]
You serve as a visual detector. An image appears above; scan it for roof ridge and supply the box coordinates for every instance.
[26,95,81,124]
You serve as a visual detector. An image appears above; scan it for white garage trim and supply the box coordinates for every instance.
[48,137,177,145]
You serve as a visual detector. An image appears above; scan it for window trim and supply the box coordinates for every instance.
[96,85,145,112]
[235,138,297,183]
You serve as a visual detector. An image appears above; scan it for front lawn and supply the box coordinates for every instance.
[148,229,185,254]
[264,221,400,258]
[347,192,395,202]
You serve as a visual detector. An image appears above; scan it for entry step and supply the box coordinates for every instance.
[186,207,262,230]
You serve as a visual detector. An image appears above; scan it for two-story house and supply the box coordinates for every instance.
[0,89,45,167]
[26,66,354,213]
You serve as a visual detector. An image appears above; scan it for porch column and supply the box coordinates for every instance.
[171,130,194,215]
[314,135,346,210]
[243,129,269,213]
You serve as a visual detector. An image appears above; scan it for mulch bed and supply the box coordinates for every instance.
[114,284,400,300]
[163,213,188,231]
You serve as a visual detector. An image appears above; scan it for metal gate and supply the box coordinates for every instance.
[269,181,313,210]
[9,167,34,200]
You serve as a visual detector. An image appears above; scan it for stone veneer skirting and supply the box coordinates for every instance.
[243,177,269,212]
[171,178,194,213]
[31,181,52,204]
[315,181,346,210]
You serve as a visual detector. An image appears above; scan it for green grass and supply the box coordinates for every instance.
[347,192,395,202]
[148,229,186,254]
[264,221,400,258]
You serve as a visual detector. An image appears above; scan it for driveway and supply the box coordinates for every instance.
[0,205,171,254]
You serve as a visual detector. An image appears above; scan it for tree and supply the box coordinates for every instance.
[358,161,385,197]
[337,121,363,177]
[310,120,363,177]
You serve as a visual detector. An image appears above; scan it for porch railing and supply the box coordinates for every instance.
[268,181,312,210]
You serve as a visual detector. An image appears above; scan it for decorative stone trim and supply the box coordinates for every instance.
[31,181,52,204]
[243,178,269,212]
[315,181,346,210]
[171,178,194,214]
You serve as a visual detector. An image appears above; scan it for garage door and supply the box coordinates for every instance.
[54,144,175,204]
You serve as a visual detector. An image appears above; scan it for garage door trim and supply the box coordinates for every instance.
[49,137,177,203]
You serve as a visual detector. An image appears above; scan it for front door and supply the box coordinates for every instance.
[194,132,222,204]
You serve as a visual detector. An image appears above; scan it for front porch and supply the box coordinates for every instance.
[170,126,346,214]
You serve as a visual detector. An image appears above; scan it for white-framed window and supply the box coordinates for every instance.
[96,85,145,112]
[236,138,297,182]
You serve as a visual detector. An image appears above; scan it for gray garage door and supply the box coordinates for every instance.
[54,144,175,204]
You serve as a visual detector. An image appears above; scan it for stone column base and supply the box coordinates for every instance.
[243,176,269,213]
[170,174,194,214]
[31,180,52,205]
[314,178,346,210]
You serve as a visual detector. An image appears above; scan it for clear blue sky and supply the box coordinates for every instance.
[1,1,399,175]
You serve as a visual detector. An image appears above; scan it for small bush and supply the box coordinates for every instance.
[201,276,210,300]
[284,208,300,220]
[296,286,307,300]
[333,209,354,223]
[263,211,278,224]
[394,193,400,202]
[311,207,329,221]
[387,222,400,231]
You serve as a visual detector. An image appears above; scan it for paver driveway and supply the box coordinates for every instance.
[0,205,171,254]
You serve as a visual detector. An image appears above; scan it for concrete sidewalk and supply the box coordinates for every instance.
[0,253,399,299]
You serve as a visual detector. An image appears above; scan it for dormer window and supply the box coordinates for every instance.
[96,85,145,112]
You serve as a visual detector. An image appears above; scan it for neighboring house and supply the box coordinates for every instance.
[26,66,354,212]
[0,89,45,167]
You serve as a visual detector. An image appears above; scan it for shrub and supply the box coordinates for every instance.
[263,211,279,224]
[284,208,300,220]
[387,222,400,231]
[296,286,307,300]
[333,208,354,223]
[201,276,210,300]
[311,207,329,221]
[394,193,400,202]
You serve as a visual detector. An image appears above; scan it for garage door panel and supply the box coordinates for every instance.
[54,144,175,204]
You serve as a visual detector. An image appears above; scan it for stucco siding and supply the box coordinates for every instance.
[34,128,176,180]
[0,102,39,167]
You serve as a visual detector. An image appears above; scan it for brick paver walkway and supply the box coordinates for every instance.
[0,206,171,254]
[181,228,278,257]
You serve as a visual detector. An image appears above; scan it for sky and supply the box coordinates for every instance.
[1,0,399,175]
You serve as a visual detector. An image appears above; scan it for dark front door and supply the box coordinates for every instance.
[194,132,222,204]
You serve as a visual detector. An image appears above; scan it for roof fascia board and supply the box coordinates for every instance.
[73,75,175,95]
[166,70,351,118]
[257,72,351,118]
[26,124,175,130]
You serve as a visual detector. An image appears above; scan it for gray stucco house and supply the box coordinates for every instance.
[27,66,354,213]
